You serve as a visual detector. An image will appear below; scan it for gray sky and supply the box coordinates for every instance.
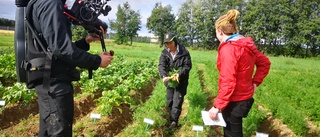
[0,0,185,37]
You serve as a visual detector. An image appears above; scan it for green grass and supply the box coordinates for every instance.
[254,56,320,135]
[0,34,14,47]
[1,33,320,136]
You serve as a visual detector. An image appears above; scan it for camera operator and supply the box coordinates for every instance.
[29,0,113,136]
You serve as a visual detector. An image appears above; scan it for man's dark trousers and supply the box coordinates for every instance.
[166,87,186,123]
[35,81,74,137]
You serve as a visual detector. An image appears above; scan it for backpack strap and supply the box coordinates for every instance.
[25,0,53,91]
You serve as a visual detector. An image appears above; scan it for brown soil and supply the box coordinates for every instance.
[0,90,102,136]
[0,79,156,136]
[257,111,295,137]
[0,100,39,129]
[74,79,156,136]
[306,118,320,136]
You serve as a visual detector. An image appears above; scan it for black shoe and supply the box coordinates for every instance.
[169,121,177,129]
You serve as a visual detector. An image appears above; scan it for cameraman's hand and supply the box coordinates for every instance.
[85,26,107,44]
[99,52,113,68]
[85,34,100,44]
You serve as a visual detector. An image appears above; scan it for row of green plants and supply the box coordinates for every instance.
[0,52,36,105]
[118,79,168,136]
[0,50,159,136]
[255,57,320,135]
[76,56,148,97]
[0,51,157,107]
[0,52,16,86]
[119,63,215,136]
[174,64,210,137]
[96,60,158,116]
[72,59,158,136]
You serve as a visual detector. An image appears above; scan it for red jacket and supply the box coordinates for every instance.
[214,36,271,110]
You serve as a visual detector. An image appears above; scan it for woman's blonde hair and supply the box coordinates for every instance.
[215,9,240,34]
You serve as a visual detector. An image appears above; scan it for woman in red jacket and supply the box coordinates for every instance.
[209,9,271,137]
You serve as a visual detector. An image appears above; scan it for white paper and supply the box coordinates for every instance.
[192,125,204,131]
[143,118,154,125]
[0,100,5,106]
[90,113,101,119]
[201,111,226,127]
[256,132,269,137]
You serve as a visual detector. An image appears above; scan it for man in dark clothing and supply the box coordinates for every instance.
[28,0,113,136]
[158,32,192,129]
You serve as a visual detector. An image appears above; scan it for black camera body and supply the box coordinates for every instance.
[65,0,112,35]
[14,0,112,83]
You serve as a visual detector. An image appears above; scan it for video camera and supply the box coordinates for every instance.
[14,0,113,82]
[64,0,114,78]
[64,0,112,36]
[16,0,111,36]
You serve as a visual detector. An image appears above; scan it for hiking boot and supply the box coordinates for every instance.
[169,121,177,129]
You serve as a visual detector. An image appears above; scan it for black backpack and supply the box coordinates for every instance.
[15,0,53,89]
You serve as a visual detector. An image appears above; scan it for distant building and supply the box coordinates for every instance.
[150,37,159,43]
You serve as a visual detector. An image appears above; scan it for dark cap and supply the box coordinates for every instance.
[163,32,176,43]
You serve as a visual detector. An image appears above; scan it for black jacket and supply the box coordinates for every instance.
[31,0,101,81]
[158,43,192,89]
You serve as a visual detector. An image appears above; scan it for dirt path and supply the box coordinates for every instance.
[0,100,39,129]
[256,106,295,137]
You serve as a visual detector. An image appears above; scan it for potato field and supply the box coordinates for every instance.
[0,31,320,137]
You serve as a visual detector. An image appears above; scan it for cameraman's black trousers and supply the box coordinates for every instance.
[166,87,186,124]
[35,81,74,137]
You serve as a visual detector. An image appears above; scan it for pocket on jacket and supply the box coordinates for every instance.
[231,98,254,118]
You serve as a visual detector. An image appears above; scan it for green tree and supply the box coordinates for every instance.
[147,3,175,46]
[242,0,320,57]
[109,2,141,45]
[0,18,15,26]
[175,0,200,47]
[127,10,141,46]
[175,0,245,49]
[242,0,283,55]
[293,0,320,57]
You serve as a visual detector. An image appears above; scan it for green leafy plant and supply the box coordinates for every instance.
[167,68,180,88]
[2,82,36,104]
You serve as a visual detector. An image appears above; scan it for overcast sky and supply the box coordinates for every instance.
[0,0,186,37]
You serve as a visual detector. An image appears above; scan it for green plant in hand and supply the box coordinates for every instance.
[168,68,180,88]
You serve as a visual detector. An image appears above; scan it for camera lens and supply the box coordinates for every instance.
[101,5,112,16]
[94,19,108,31]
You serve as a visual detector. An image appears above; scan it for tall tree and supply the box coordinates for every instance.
[293,0,320,57]
[109,2,141,45]
[127,10,141,46]
[242,0,282,54]
[175,0,195,47]
[147,3,175,46]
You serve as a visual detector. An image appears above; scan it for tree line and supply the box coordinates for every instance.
[0,18,15,27]
[109,0,319,57]
[4,1,318,57]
